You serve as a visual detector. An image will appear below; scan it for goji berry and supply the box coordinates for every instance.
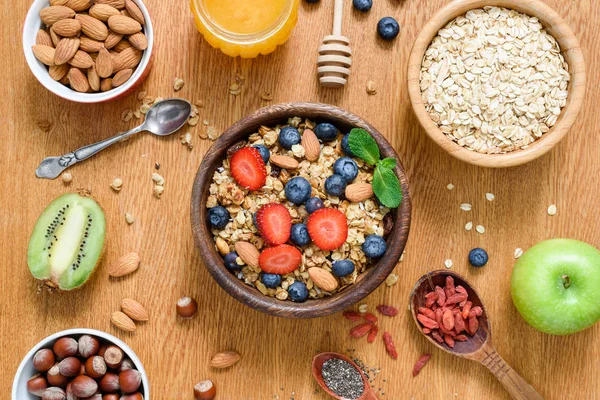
[376,304,399,317]
[417,314,439,329]
[364,313,378,323]
[412,354,431,377]
[342,311,362,321]
[367,325,379,343]
[383,332,398,359]
[350,323,373,338]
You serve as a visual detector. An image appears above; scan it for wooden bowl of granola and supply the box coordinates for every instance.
[191,102,412,318]
[407,0,586,167]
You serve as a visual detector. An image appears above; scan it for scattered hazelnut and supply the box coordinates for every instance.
[41,387,66,400]
[71,375,98,398]
[58,357,82,377]
[104,345,124,369]
[119,358,135,372]
[47,363,69,387]
[119,393,143,400]
[78,334,100,358]
[99,372,120,393]
[27,373,48,396]
[194,380,216,400]
[176,296,198,319]
[33,348,55,372]
[85,355,107,378]
[119,369,142,393]
[54,337,78,358]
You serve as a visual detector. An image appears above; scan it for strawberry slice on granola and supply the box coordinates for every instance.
[256,203,292,246]
[307,208,348,251]
[230,147,267,190]
[258,244,302,274]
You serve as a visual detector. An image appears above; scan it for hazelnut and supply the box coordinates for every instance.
[65,382,77,400]
[33,348,55,372]
[194,380,216,400]
[119,369,142,393]
[47,363,69,387]
[176,296,198,318]
[71,375,98,398]
[103,345,124,369]
[58,357,82,377]
[97,343,109,357]
[99,372,120,393]
[102,395,119,400]
[27,373,48,396]
[119,358,135,372]
[54,337,78,359]
[41,387,66,400]
[85,355,107,378]
[87,395,102,400]
[119,393,144,400]
[78,334,100,358]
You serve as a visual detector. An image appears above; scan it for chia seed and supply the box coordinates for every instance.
[322,358,365,400]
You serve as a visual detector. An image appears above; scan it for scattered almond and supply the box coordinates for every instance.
[308,267,338,292]
[54,37,80,65]
[40,6,76,26]
[269,155,299,170]
[345,183,374,203]
[121,298,149,321]
[210,351,240,369]
[301,129,320,162]
[108,15,141,35]
[234,241,260,268]
[51,18,81,37]
[111,311,136,332]
[111,68,132,87]
[107,252,140,277]
[76,14,109,41]
[32,45,56,66]
[68,68,90,93]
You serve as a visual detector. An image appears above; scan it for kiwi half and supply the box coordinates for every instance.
[28,193,106,291]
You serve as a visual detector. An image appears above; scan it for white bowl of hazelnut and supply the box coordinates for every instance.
[12,328,149,400]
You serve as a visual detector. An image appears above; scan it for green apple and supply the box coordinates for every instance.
[511,238,600,335]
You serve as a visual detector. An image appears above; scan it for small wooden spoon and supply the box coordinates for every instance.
[409,270,543,400]
[312,352,378,400]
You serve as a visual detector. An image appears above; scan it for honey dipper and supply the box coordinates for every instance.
[317,0,352,88]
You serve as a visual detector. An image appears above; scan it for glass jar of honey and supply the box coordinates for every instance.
[191,0,300,58]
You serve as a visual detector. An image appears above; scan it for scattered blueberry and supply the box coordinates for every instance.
[377,17,400,41]
[285,176,312,205]
[353,0,372,12]
[333,157,359,182]
[288,281,309,302]
[279,126,301,150]
[305,197,324,214]
[469,248,488,267]
[261,273,282,288]
[290,223,311,246]
[208,206,230,229]
[252,144,270,164]
[224,252,241,271]
[341,134,354,157]
[362,234,387,258]
[314,123,338,142]
[325,174,347,197]
[332,260,355,277]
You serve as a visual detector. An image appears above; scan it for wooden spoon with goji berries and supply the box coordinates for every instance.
[312,352,379,400]
[409,270,543,400]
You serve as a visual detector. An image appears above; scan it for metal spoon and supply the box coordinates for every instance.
[35,99,192,179]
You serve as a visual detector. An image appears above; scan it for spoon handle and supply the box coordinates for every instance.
[481,350,544,400]
[35,125,144,179]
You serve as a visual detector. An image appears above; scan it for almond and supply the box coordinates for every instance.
[345,183,374,203]
[113,39,132,52]
[269,155,299,169]
[87,64,100,91]
[54,37,80,65]
[49,64,69,81]
[124,0,145,25]
[301,129,321,162]
[308,267,339,292]
[79,35,104,52]
[121,298,149,322]
[49,28,62,47]
[65,0,93,11]
[107,252,140,277]
[40,6,75,26]
[128,32,147,50]
[95,0,125,9]
[96,47,113,78]
[111,68,133,87]
[111,311,136,332]
[112,47,141,72]
[68,68,90,93]
[36,29,53,47]
[68,50,93,69]
[100,78,113,92]
[50,0,69,5]
[210,351,240,369]
[76,14,109,41]
[108,15,141,35]
[51,18,81,37]
[32,45,56,66]
[234,242,260,268]
[89,4,120,21]
[105,31,124,49]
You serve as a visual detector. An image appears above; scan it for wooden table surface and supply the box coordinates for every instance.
[2,0,599,399]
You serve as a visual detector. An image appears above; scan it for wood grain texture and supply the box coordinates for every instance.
[2,0,600,399]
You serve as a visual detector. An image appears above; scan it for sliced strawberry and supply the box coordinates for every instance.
[256,203,291,246]
[258,245,302,274]
[230,147,267,190]
[307,208,348,251]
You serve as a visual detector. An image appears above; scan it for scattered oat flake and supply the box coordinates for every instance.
[110,178,123,191]
[444,259,453,269]
[548,204,557,216]
[137,91,147,100]
[121,109,133,122]
[476,225,485,234]
[229,83,242,96]
[125,213,134,224]
[486,193,495,201]
[460,203,472,211]
[188,115,199,127]
[61,172,73,184]
[235,73,246,85]
[203,119,209,126]
[385,274,398,287]
[366,80,377,95]
[198,129,208,139]
[358,304,368,313]
[133,110,141,119]
[260,91,274,101]
[208,126,219,141]
[465,221,473,231]
[514,248,523,259]
[180,132,193,149]
[152,172,164,186]
[447,183,454,190]
[173,78,185,91]
[195,100,204,108]
[140,104,151,114]
[153,185,164,198]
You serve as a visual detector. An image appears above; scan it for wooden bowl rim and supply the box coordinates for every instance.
[407,0,586,168]
[190,102,411,319]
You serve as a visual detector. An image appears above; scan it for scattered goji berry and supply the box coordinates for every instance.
[376,304,399,317]
[367,325,379,343]
[342,311,362,321]
[412,354,432,377]
[364,313,378,323]
[383,332,398,359]
[350,323,373,338]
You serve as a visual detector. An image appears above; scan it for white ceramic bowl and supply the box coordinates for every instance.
[12,328,150,399]
[23,0,154,103]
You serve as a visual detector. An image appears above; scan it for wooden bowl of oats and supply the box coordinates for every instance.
[407,0,585,167]
[190,102,412,319]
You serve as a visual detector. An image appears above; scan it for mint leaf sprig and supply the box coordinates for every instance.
[347,128,402,208]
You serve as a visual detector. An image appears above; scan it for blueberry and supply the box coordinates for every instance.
[333,157,359,182]
[252,213,258,229]
[362,234,387,258]
[285,176,312,205]
[223,252,240,271]
[288,281,309,302]
[252,144,270,164]
[325,174,347,197]
[341,134,354,157]
[208,206,230,229]
[314,123,338,142]
[377,17,400,41]
[353,0,372,12]
[261,273,282,288]
[305,197,324,214]
[332,260,355,277]
[290,223,311,246]
[279,126,301,150]
[469,248,488,267]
